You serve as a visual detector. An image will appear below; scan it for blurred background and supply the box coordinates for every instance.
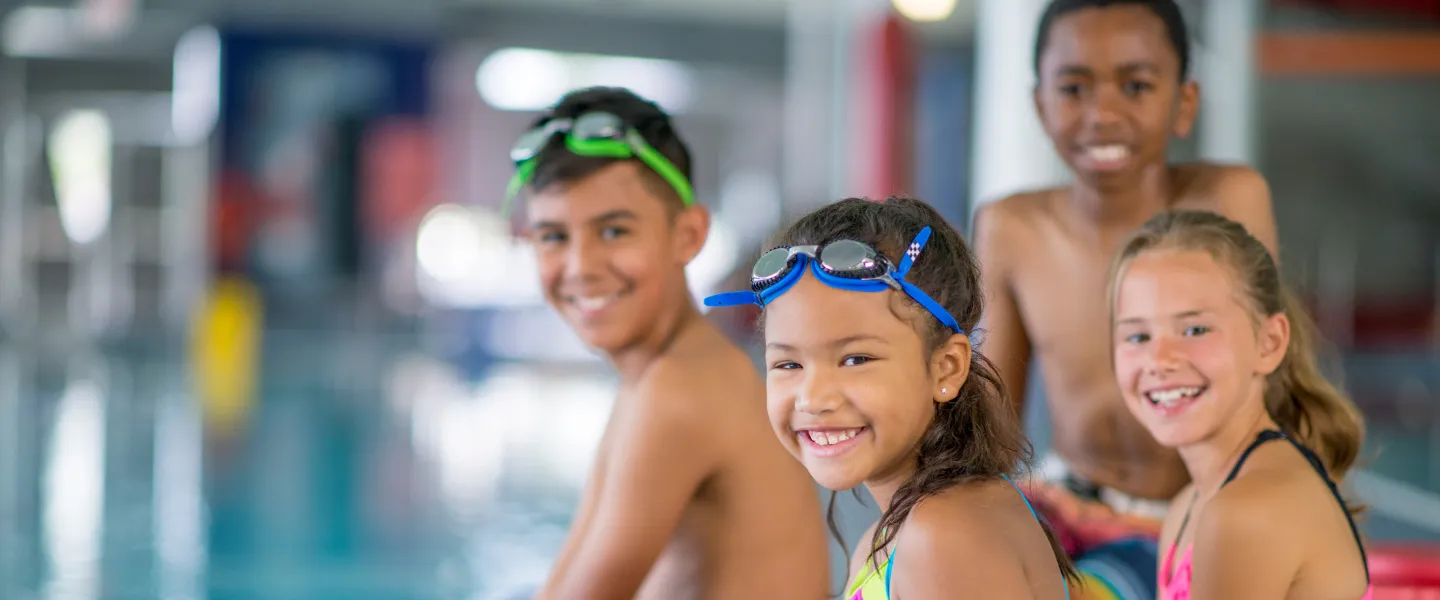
[0,0,1438,598]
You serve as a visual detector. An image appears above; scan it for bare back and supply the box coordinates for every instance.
[975,163,1279,500]
[552,318,829,600]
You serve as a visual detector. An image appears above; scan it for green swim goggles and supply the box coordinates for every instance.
[503,111,695,216]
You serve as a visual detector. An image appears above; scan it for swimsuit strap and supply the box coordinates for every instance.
[1221,429,1288,484]
[1002,475,1072,600]
[1175,428,1286,545]
[1221,429,1370,583]
[885,546,896,599]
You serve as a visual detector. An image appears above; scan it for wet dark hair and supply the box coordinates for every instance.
[524,86,693,210]
[1034,0,1192,81]
[767,196,1079,586]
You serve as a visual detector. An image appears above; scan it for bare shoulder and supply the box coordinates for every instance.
[1198,471,1296,546]
[892,481,1037,594]
[973,189,1062,266]
[1175,162,1269,207]
[1174,162,1279,257]
[976,190,1060,236]
[901,480,1021,554]
[630,329,765,448]
[636,344,756,421]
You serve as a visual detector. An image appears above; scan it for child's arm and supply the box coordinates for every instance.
[1188,482,1297,600]
[536,365,719,600]
[973,200,1033,420]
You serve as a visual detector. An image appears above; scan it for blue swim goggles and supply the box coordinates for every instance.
[704,227,963,335]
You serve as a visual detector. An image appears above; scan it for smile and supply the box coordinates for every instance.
[1143,385,1207,416]
[1081,144,1132,171]
[797,427,868,457]
[566,291,626,318]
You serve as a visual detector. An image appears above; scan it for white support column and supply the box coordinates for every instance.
[783,0,841,211]
[1195,0,1261,164]
[969,0,1070,219]
[783,0,888,211]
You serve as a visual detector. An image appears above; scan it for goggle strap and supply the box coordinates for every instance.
[703,290,760,307]
[627,130,696,206]
[756,256,809,305]
[501,158,539,219]
[900,280,963,335]
[895,227,933,280]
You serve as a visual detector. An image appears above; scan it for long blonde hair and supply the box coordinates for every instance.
[1107,210,1365,480]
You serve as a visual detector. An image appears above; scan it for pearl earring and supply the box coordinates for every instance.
[941,388,948,394]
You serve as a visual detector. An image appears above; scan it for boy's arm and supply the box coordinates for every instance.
[536,366,718,600]
[1212,166,1280,262]
[973,202,1032,420]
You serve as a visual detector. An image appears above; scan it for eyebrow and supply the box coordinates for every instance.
[1051,61,1161,78]
[767,334,887,352]
[1115,309,1211,326]
[530,209,639,231]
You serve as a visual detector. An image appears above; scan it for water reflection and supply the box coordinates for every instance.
[43,367,106,600]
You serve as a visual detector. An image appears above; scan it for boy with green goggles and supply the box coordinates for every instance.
[511,87,829,599]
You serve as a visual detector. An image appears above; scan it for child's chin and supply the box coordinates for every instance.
[807,467,865,492]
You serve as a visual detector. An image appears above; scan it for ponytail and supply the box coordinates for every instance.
[1267,288,1365,481]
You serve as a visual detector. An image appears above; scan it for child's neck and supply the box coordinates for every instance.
[864,456,920,514]
[1068,163,1176,230]
[610,291,705,382]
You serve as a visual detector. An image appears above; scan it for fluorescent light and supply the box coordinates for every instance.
[892,0,956,22]
[414,204,543,308]
[171,26,221,146]
[476,47,694,113]
[48,110,113,246]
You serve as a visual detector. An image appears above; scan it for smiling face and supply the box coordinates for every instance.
[527,161,706,354]
[1033,4,1197,185]
[762,273,944,491]
[1111,249,1287,449]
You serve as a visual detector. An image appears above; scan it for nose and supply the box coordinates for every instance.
[1084,86,1124,130]
[1145,335,1183,375]
[563,233,603,280]
[795,367,842,415]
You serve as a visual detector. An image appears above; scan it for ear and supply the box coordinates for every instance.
[672,204,711,265]
[931,333,972,404]
[1173,79,1200,139]
[1256,312,1290,376]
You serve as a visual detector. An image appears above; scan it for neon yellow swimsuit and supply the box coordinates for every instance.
[843,475,1069,600]
[845,552,894,600]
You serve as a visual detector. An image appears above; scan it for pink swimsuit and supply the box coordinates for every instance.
[1157,430,1372,600]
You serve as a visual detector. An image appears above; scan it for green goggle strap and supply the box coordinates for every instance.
[501,130,694,218]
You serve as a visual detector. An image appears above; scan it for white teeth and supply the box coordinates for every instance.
[1087,145,1129,163]
[807,429,861,446]
[573,294,618,312]
[1146,387,1202,406]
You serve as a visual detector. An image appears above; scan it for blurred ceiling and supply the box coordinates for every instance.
[0,0,978,63]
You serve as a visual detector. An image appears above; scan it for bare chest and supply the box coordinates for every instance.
[1009,235,1116,375]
